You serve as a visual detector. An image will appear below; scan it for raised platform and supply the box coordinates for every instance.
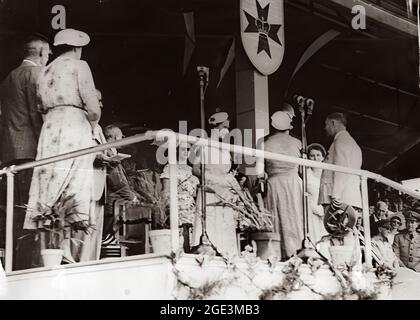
[1,254,419,300]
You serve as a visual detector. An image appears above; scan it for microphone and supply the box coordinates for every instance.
[197,66,209,84]
[293,94,306,106]
[306,99,314,115]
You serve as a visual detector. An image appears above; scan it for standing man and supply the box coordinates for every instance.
[0,34,51,270]
[319,112,363,210]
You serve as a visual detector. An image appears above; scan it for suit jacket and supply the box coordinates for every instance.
[318,130,362,208]
[0,60,43,163]
[393,231,420,272]
[369,215,380,237]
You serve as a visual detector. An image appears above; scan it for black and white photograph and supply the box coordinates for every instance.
[0,0,420,302]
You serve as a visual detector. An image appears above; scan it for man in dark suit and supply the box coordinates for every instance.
[0,34,51,270]
[369,201,389,237]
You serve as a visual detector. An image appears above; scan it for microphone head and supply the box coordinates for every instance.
[293,95,305,106]
[306,99,314,111]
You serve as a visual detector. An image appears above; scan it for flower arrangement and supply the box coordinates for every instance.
[130,169,168,229]
[169,244,395,300]
[206,176,273,232]
[22,193,94,249]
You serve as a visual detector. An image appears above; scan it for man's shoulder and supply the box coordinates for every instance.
[335,130,361,149]
[12,64,43,81]
[394,231,408,240]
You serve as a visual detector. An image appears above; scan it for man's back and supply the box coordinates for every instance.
[319,130,363,208]
[0,61,43,162]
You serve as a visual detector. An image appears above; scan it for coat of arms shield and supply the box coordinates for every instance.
[240,0,285,75]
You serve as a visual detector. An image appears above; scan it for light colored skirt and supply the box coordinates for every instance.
[266,173,304,259]
[192,193,239,258]
[24,107,95,262]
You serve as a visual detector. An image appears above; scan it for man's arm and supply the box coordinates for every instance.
[26,67,43,138]
[392,235,406,267]
[331,138,351,200]
[108,165,138,202]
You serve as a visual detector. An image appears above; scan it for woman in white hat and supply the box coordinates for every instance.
[24,28,101,263]
[192,111,243,257]
[264,109,303,260]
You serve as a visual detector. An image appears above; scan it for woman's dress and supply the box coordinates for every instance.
[264,132,303,259]
[24,56,99,262]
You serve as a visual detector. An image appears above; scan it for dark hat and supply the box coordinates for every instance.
[324,200,357,234]
[390,215,402,222]
[405,211,420,222]
[377,219,391,229]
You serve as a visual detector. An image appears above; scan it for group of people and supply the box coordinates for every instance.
[368,201,420,272]
[261,107,362,260]
[1,28,419,274]
[0,28,141,268]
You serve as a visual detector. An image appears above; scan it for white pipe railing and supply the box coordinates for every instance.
[1,129,420,272]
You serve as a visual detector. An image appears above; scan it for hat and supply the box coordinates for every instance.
[54,28,90,47]
[389,213,405,230]
[324,200,357,234]
[405,211,420,222]
[377,219,391,229]
[282,103,295,118]
[271,111,292,131]
[389,215,402,223]
[208,112,229,125]
[307,143,327,158]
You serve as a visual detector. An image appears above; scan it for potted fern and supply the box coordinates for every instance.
[24,192,94,267]
[206,178,276,260]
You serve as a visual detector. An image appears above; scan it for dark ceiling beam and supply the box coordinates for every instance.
[285,0,377,39]
[320,63,419,98]
[329,105,409,129]
[328,0,417,36]
[361,145,392,155]
[380,136,420,170]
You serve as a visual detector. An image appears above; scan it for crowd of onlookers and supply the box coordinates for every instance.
[366,200,420,272]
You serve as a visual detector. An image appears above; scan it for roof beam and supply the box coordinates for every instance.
[320,63,419,98]
[328,0,417,36]
[329,105,407,128]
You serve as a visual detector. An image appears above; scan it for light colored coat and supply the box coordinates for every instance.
[318,130,362,208]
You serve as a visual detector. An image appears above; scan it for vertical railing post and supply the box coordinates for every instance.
[361,175,372,268]
[167,132,179,253]
[5,169,15,272]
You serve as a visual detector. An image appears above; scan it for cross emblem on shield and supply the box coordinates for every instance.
[240,0,285,75]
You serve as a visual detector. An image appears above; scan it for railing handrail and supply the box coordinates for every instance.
[172,132,420,200]
[2,128,418,273]
[1,129,419,200]
[0,133,154,176]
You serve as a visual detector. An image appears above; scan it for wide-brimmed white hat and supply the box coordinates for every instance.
[208,112,229,125]
[271,111,292,131]
[54,28,90,47]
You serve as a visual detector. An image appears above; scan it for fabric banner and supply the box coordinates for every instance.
[240,0,285,75]
[183,12,195,75]
[217,39,235,88]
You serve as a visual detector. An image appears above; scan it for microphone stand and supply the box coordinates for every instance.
[192,66,214,255]
[296,99,319,261]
